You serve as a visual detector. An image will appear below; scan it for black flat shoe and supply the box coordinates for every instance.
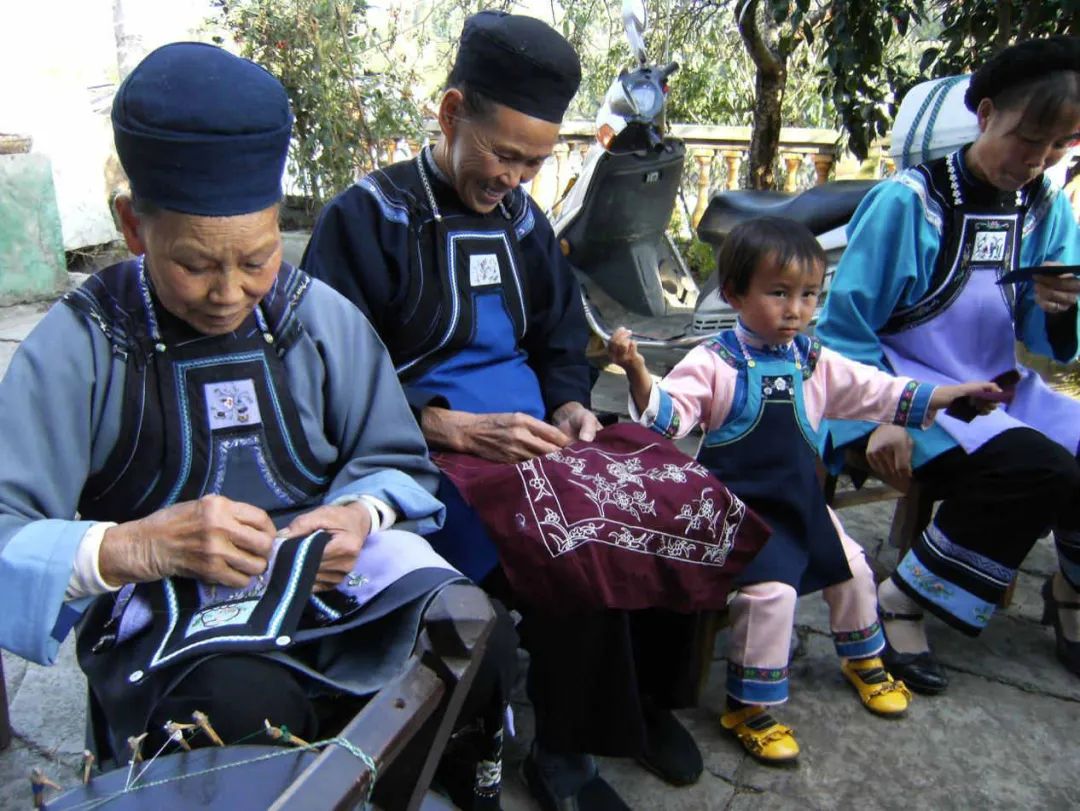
[522,750,631,811]
[878,607,949,695]
[1040,576,1080,678]
[635,702,703,787]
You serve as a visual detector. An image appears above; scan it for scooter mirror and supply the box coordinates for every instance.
[622,0,648,64]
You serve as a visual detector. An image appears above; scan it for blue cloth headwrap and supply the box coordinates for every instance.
[112,42,293,217]
[449,11,581,124]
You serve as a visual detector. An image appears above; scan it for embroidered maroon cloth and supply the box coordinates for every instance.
[433,423,770,612]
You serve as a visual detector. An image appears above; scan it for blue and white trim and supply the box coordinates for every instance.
[895,168,945,234]
[896,547,997,632]
[358,174,411,225]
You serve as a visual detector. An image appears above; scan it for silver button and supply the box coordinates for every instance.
[129,670,144,683]
[275,635,291,647]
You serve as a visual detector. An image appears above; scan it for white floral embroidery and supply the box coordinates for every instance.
[516,441,746,564]
[608,527,653,551]
[676,490,717,535]
[528,476,554,501]
[657,538,697,558]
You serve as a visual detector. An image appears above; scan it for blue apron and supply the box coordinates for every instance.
[697,335,850,594]
[407,156,547,580]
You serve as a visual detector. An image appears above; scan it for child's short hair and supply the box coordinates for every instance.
[716,216,826,297]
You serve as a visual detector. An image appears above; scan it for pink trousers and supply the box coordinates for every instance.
[725,512,885,705]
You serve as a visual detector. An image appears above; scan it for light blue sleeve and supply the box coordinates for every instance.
[0,304,113,664]
[293,280,445,534]
[1014,187,1080,362]
[815,179,943,458]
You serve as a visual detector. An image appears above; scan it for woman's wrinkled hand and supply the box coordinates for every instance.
[1033,263,1080,315]
[552,401,602,444]
[422,407,571,463]
[283,502,373,592]
[99,495,276,588]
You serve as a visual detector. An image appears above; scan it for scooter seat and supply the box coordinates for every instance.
[697,180,878,244]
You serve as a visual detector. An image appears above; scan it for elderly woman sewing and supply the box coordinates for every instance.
[0,42,514,806]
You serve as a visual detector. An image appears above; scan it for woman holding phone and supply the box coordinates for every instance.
[815,36,1080,692]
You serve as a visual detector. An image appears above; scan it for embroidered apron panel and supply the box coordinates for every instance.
[392,160,546,418]
[700,339,849,594]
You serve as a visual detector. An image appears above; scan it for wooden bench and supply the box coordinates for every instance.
[38,583,497,811]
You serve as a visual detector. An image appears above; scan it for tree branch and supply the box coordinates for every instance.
[736,0,782,77]
[995,2,1012,52]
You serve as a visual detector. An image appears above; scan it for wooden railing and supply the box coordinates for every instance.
[353,118,1080,231]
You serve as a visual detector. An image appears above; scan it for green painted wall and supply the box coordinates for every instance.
[0,154,66,305]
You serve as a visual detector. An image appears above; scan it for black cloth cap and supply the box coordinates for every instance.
[449,11,581,123]
[965,35,1080,112]
[112,42,293,216]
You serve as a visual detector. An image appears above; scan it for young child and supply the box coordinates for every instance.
[608,216,1000,764]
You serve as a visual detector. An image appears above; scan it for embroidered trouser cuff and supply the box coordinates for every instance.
[825,521,885,659]
[894,520,1015,636]
[726,582,796,705]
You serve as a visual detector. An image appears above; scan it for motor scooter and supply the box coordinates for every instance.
[552,0,706,349]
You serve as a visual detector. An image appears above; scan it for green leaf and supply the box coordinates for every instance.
[918,46,939,74]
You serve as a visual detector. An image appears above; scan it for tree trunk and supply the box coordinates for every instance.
[747,63,785,190]
[112,0,146,81]
[994,2,1012,53]
[736,0,786,190]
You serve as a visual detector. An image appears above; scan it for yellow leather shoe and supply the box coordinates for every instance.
[720,706,799,764]
[841,657,913,717]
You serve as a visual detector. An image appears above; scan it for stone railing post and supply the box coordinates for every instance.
[549,142,571,216]
[811,153,834,186]
[528,153,558,212]
[783,153,804,193]
[722,150,742,190]
[691,148,715,229]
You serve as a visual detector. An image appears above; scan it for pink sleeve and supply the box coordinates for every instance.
[652,345,736,438]
[814,346,937,428]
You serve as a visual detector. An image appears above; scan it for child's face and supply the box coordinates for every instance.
[725,256,824,345]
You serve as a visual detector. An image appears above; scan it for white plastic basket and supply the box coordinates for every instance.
[889,76,980,169]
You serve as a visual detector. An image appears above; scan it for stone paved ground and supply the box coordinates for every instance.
[0,241,1078,809]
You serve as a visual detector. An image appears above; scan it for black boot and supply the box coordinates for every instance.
[634,700,702,786]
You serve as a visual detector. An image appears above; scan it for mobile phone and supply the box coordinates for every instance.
[944,369,1019,422]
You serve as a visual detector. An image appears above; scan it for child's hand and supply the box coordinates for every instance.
[933,381,1004,417]
[607,327,645,373]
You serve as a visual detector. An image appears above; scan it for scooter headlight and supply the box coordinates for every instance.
[597,123,618,150]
